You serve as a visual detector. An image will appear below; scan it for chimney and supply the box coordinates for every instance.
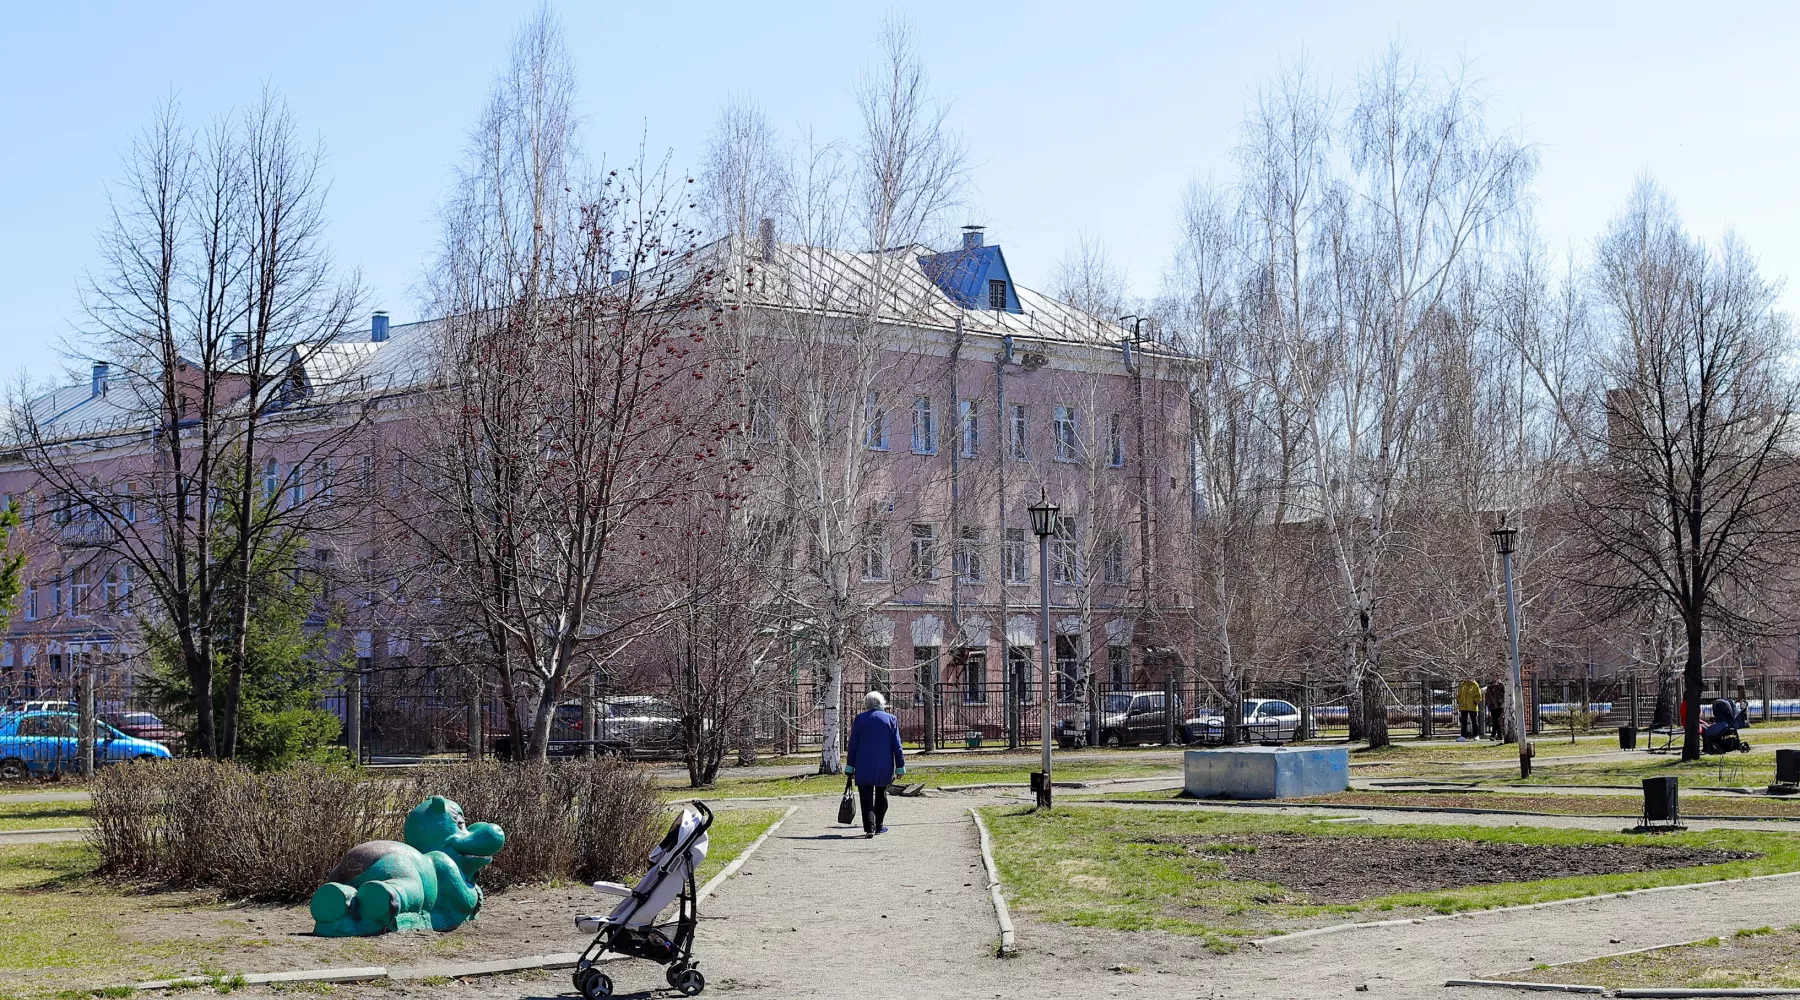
[370,311,390,343]
[230,335,248,360]
[90,362,109,397]
[961,225,985,250]
[758,217,775,262]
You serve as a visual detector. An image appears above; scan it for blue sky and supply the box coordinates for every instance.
[5,2,1799,387]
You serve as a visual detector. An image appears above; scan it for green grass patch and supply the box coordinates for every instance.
[690,807,784,886]
[0,802,93,833]
[1509,926,1800,990]
[978,805,1800,953]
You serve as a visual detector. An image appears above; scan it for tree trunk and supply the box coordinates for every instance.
[818,657,844,774]
[1681,615,1704,761]
[1361,670,1390,748]
[186,647,217,759]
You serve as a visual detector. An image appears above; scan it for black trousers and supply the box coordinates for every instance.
[1459,710,1478,737]
[857,783,889,833]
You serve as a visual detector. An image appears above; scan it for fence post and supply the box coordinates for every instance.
[1162,675,1176,745]
[1299,672,1313,741]
[1419,675,1433,740]
[78,665,95,779]
[1763,671,1773,723]
[1628,673,1639,729]
[582,672,598,759]
[466,682,483,762]
[1529,673,1541,736]
[347,667,363,766]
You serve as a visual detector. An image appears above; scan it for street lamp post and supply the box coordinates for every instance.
[1028,489,1060,809]
[1492,524,1532,778]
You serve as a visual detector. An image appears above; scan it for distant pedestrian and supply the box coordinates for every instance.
[1455,679,1482,741]
[1485,679,1507,740]
[845,691,906,839]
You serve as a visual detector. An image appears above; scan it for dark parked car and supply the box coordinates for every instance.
[103,711,185,748]
[496,696,686,759]
[1057,691,1185,748]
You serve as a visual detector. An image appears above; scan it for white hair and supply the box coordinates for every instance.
[864,691,887,711]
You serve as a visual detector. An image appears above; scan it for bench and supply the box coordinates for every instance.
[1645,725,1678,754]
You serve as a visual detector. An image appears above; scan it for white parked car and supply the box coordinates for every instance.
[1181,699,1302,745]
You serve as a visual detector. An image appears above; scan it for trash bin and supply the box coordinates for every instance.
[965,729,983,749]
[1618,725,1637,750]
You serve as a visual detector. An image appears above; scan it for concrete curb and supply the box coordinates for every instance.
[1249,870,1800,948]
[1443,978,1602,993]
[137,967,387,989]
[1086,796,1800,824]
[697,804,796,902]
[1615,990,1800,997]
[967,807,1018,957]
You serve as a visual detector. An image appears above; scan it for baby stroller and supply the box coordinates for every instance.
[572,802,713,998]
[1702,698,1753,755]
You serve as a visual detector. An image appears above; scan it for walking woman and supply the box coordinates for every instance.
[846,691,906,838]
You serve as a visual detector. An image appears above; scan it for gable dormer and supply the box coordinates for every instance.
[918,227,1023,314]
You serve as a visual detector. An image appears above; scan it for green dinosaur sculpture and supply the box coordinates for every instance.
[309,796,506,936]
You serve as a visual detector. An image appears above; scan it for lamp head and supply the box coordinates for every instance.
[1028,487,1060,538]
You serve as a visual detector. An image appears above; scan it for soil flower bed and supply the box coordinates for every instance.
[980,806,1800,953]
[1143,831,1754,903]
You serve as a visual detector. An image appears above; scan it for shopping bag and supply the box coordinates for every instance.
[837,775,856,825]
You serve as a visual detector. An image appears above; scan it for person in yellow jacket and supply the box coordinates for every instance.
[1455,678,1483,741]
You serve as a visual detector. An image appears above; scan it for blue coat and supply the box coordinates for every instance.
[846,709,905,787]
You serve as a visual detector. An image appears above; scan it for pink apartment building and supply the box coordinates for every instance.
[0,229,1193,751]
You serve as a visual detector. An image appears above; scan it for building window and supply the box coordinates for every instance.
[960,648,988,704]
[748,388,777,443]
[1103,531,1127,584]
[954,526,983,582]
[988,279,1008,310]
[864,390,888,451]
[315,459,335,501]
[1051,516,1079,584]
[263,457,280,498]
[1008,404,1029,460]
[1053,405,1079,462]
[1008,644,1034,702]
[908,523,938,580]
[914,646,940,707]
[22,587,35,622]
[911,396,936,454]
[958,399,978,457]
[861,519,890,580]
[1003,528,1029,584]
[1055,634,1080,703]
[1107,412,1125,468]
[391,453,407,498]
[1107,644,1131,688]
[288,464,306,507]
[864,641,892,691]
[104,564,134,614]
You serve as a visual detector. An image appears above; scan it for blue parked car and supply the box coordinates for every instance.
[0,711,172,779]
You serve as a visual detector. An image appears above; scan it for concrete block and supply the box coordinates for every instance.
[1183,746,1350,799]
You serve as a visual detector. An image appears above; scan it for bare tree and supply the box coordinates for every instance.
[1570,180,1800,760]
[420,9,733,760]
[8,92,362,758]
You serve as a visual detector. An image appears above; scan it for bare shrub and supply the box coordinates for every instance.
[92,758,662,901]
[399,759,662,887]
[89,759,384,901]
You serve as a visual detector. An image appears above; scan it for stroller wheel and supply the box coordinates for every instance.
[574,968,613,998]
[672,967,705,996]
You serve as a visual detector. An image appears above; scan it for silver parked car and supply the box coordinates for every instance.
[1181,699,1302,745]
